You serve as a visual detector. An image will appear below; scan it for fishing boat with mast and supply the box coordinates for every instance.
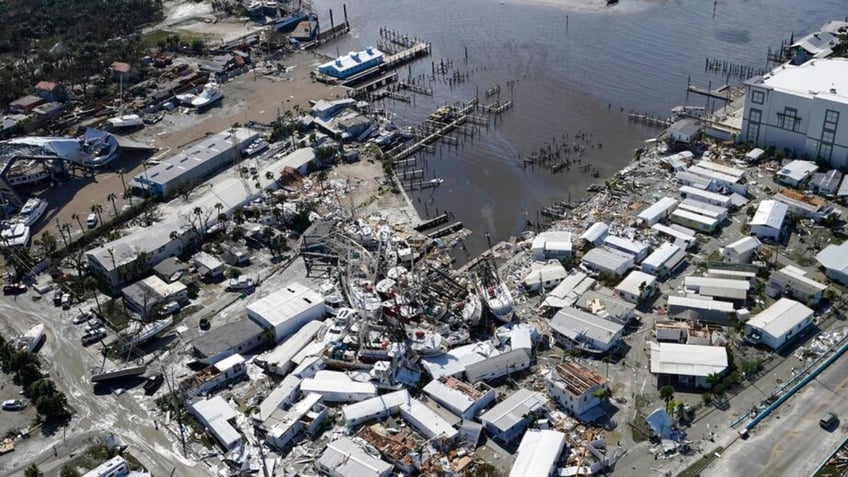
[472,258,514,322]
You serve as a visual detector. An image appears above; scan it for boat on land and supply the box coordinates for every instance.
[14,324,45,353]
[16,198,48,226]
[1,222,30,247]
[108,113,144,129]
[191,80,224,109]
[472,258,514,322]
[91,364,147,383]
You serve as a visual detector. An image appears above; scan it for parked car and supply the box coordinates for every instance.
[3,283,26,295]
[227,275,255,291]
[61,293,71,309]
[52,290,63,306]
[160,301,180,316]
[86,213,98,228]
[81,329,107,346]
[72,311,93,324]
[821,412,838,429]
[2,399,26,411]
[85,318,104,332]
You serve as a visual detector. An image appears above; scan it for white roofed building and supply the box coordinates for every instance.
[683,276,750,301]
[580,222,609,246]
[817,241,848,284]
[641,242,687,277]
[246,282,325,343]
[422,377,496,420]
[721,236,762,263]
[749,200,787,240]
[465,349,531,384]
[767,265,827,305]
[637,197,678,226]
[540,271,596,310]
[650,342,728,388]
[614,270,657,304]
[523,261,567,292]
[549,307,624,355]
[741,58,848,169]
[581,248,633,276]
[480,388,548,443]
[776,160,819,187]
[679,185,732,207]
[603,235,649,262]
[266,393,328,450]
[531,231,573,261]
[670,208,720,232]
[399,398,459,443]
[189,396,242,450]
[667,295,735,325]
[300,370,378,403]
[745,298,814,350]
[509,429,566,477]
[316,436,393,477]
[317,47,385,79]
[341,389,410,427]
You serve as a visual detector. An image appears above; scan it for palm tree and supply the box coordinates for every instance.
[106,192,119,217]
[71,213,84,234]
[214,202,224,223]
[61,223,72,243]
[117,168,128,198]
[660,385,675,414]
[91,203,104,225]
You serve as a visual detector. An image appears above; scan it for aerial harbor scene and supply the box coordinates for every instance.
[1,0,848,476]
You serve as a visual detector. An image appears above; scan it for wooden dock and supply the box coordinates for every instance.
[397,81,433,96]
[686,83,732,101]
[628,113,672,128]
[383,42,432,69]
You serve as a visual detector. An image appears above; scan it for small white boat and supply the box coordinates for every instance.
[1,222,30,247]
[16,198,48,226]
[14,324,45,353]
[124,317,173,346]
[108,113,144,129]
[460,293,483,324]
[175,93,197,105]
[408,329,446,357]
[192,80,224,109]
[242,139,269,156]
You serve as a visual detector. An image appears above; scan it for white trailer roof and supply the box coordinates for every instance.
[650,342,728,377]
[747,298,814,339]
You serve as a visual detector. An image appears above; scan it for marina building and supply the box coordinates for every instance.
[745,298,814,350]
[650,342,728,388]
[683,276,750,302]
[614,270,657,304]
[721,236,762,263]
[816,240,848,284]
[641,242,686,277]
[422,376,496,420]
[317,47,385,79]
[479,388,548,443]
[509,429,566,477]
[741,58,848,168]
[316,436,393,477]
[580,222,609,246]
[637,197,678,226]
[130,127,256,197]
[767,265,827,305]
[581,247,633,276]
[545,361,609,422]
[246,282,325,343]
[749,200,787,240]
[549,306,624,354]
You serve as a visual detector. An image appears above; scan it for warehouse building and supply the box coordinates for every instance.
[246,282,325,343]
[191,319,268,363]
[816,241,848,284]
[745,298,814,350]
[130,127,256,197]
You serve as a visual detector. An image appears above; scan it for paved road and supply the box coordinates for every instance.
[705,351,848,477]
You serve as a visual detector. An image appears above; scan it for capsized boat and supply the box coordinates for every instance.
[14,324,45,353]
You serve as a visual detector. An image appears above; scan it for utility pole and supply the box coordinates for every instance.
[163,366,187,457]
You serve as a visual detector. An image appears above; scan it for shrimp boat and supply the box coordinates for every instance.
[14,324,45,353]
[473,258,514,322]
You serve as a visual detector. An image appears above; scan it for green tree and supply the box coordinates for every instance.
[24,464,44,477]
[107,192,120,217]
[660,385,675,413]
[60,465,81,477]
[71,213,84,235]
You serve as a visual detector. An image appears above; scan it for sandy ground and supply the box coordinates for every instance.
[28,50,344,247]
